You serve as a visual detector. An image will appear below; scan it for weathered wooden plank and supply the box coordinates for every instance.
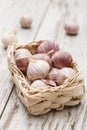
[0,0,50,118]
[36,0,66,40]
[0,58,13,118]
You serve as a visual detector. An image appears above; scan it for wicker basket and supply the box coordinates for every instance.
[7,41,85,115]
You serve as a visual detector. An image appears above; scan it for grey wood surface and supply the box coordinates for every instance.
[0,0,87,130]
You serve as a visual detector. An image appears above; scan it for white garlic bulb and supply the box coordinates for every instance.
[20,15,33,28]
[56,67,76,85]
[27,60,50,81]
[30,80,47,90]
[2,31,18,48]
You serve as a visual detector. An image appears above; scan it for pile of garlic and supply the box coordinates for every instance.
[15,40,76,90]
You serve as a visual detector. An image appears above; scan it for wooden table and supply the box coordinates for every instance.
[0,0,87,130]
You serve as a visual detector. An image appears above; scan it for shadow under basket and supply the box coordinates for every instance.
[7,41,85,115]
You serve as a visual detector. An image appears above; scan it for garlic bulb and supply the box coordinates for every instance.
[64,21,79,35]
[27,60,50,81]
[52,50,73,68]
[2,31,18,48]
[56,67,76,85]
[30,80,47,90]
[42,79,56,87]
[33,53,52,66]
[48,67,60,82]
[37,40,60,56]
[20,15,33,28]
[15,48,32,73]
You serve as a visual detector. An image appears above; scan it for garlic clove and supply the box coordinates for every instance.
[15,48,32,74]
[37,40,60,56]
[64,21,79,35]
[56,67,76,85]
[20,15,33,28]
[32,53,52,67]
[27,60,50,81]
[30,80,47,90]
[2,32,18,48]
[52,50,73,68]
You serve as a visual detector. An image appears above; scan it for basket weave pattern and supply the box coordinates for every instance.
[7,41,85,115]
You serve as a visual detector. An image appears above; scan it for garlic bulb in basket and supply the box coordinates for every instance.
[37,40,60,56]
[27,60,50,81]
[56,67,76,85]
[32,53,52,66]
[15,48,32,73]
[52,50,73,68]
[30,80,47,90]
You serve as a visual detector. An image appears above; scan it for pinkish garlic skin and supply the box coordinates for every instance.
[64,22,79,35]
[32,53,52,67]
[52,50,73,69]
[37,40,60,56]
[48,67,60,82]
[27,60,50,81]
[42,79,57,87]
[56,67,76,85]
[20,15,33,28]
[15,48,31,73]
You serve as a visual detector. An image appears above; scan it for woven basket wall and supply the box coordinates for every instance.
[7,41,85,115]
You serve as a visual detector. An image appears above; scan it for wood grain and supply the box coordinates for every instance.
[0,0,87,130]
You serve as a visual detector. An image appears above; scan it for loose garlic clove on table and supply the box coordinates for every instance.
[2,31,18,48]
[20,15,33,28]
[64,20,79,35]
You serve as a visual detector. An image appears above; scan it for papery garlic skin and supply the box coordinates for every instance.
[20,15,33,28]
[48,67,60,82]
[15,48,31,73]
[30,80,47,90]
[64,21,79,35]
[33,53,52,66]
[52,50,73,68]
[27,60,50,81]
[56,67,76,85]
[42,79,56,87]
[37,40,59,56]
[2,32,18,48]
